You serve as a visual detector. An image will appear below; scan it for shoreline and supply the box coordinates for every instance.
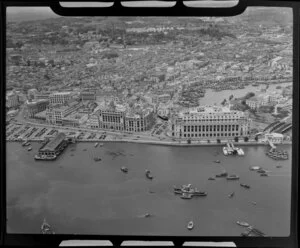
[7,138,292,147]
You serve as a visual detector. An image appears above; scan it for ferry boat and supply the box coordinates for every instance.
[94,142,99,147]
[145,170,153,180]
[240,183,250,189]
[34,154,57,161]
[227,175,240,180]
[121,166,128,173]
[41,218,55,234]
[187,221,194,230]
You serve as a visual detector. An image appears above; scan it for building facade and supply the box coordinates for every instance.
[46,101,82,125]
[169,106,251,140]
[124,110,155,132]
[26,99,50,118]
[80,90,96,101]
[49,92,72,105]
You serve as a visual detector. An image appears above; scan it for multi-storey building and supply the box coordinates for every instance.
[97,101,155,132]
[6,91,19,108]
[46,101,82,125]
[35,92,51,100]
[124,109,155,132]
[169,106,251,140]
[98,103,126,131]
[246,95,270,110]
[49,92,72,105]
[26,99,49,118]
[86,114,100,129]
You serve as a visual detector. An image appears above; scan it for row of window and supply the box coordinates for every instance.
[182,125,239,132]
[178,133,240,138]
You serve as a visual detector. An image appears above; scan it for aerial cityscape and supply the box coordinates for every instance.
[6,7,293,236]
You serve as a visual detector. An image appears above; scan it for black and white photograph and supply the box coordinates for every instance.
[5,4,293,237]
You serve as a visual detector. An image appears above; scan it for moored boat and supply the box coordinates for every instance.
[27,147,32,151]
[34,154,57,161]
[94,142,99,147]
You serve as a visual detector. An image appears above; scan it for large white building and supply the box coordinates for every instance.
[169,106,251,140]
[26,99,49,118]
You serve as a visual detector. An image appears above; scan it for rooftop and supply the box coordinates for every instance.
[39,133,66,152]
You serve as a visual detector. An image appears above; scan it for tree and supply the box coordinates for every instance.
[229,94,234,101]
[207,139,211,143]
[187,139,191,144]
[255,136,259,142]
[217,139,221,143]
[244,137,249,142]
[234,137,239,142]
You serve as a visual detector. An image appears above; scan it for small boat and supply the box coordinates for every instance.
[27,147,32,151]
[22,140,28,146]
[94,157,101,162]
[249,166,261,171]
[240,183,250,189]
[227,175,240,180]
[144,213,151,218]
[216,172,228,178]
[41,218,55,234]
[145,170,153,180]
[237,221,250,227]
[187,221,194,230]
[83,149,87,151]
[192,191,207,197]
[257,169,267,173]
[121,166,128,173]
[94,142,99,147]
[236,148,245,156]
[99,143,104,147]
[208,177,215,180]
[276,165,282,168]
[180,193,192,199]
[173,185,181,191]
[260,173,269,177]
[251,201,257,205]
[228,192,235,198]
[214,160,221,163]
[223,147,228,155]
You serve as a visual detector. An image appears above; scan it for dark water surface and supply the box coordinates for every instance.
[6,142,292,236]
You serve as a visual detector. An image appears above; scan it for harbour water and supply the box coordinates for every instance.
[6,142,291,236]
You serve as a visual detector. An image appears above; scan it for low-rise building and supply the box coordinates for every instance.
[38,132,68,156]
[49,92,72,105]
